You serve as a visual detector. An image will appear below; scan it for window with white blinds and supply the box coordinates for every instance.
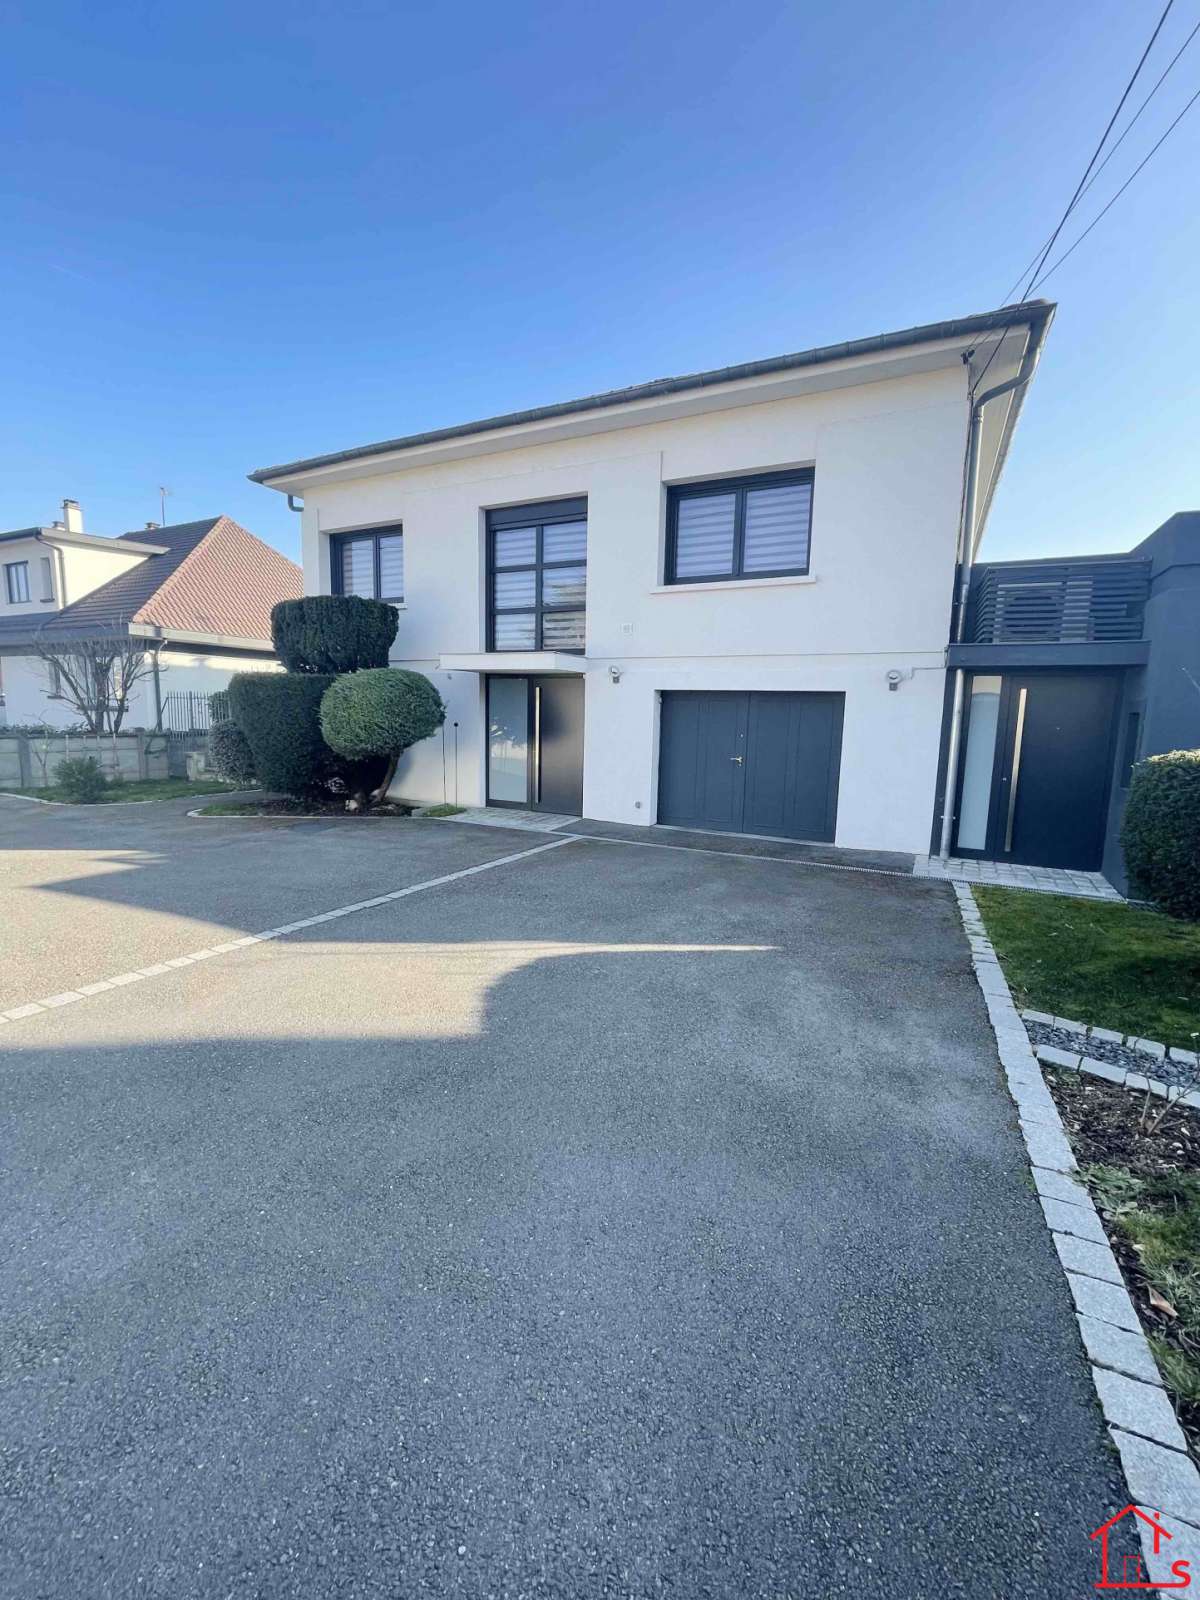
[330,527,404,603]
[667,471,813,583]
[487,499,587,652]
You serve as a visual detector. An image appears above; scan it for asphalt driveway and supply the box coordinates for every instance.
[0,798,1131,1596]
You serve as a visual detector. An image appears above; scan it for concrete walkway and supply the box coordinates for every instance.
[0,797,1134,1596]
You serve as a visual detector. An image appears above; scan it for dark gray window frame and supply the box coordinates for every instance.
[487,497,587,653]
[5,560,31,604]
[665,468,814,585]
[329,525,404,602]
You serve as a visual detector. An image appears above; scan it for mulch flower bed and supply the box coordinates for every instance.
[209,797,413,817]
[1046,1065,1200,1458]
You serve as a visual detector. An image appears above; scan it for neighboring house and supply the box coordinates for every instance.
[0,503,302,729]
[250,299,1195,877]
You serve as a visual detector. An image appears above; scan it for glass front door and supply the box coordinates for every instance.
[486,675,585,814]
[486,676,529,803]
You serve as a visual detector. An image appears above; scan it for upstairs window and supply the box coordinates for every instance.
[40,556,55,601]
[330,526,404,603]
[666,470,813,584]
[4,561,30,604]
[488,498,587,652]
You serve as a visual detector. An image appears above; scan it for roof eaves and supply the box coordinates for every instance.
[249,300,1056,485]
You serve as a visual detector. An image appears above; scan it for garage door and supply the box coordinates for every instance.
[657,691,844,842]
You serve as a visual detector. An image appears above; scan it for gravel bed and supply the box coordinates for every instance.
[1025,1021,1197,1089]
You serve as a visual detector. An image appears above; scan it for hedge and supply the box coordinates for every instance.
[228,673,373,797]
[271,595,398,675]
[1122,749,1200,920]
[207,718,257,786]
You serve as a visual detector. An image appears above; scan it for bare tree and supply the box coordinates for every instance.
[34,634,160,734]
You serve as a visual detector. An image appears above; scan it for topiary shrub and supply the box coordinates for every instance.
[271,596,398,675]
[1122,750,1200,920]
[55,754,108,804]
[229,673,345,797]
[320,668,445,810]
[207,718,258,787]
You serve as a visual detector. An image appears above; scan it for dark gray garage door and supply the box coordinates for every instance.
[658,691,845,842]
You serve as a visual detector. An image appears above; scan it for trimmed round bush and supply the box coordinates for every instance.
[55,754,108,804]
[207,718,257,786]
[1122,749,1200,920]
[271,596,398,675]
[320,668,445,760]
[320,669,444,808]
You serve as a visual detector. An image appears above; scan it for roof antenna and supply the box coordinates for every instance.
[159,485,170,525]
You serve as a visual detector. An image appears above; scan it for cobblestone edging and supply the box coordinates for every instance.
[957,884,1200,1580]
[1022,1012,1200,1098]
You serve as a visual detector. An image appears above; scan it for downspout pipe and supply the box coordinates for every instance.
[33,531,70,607]
[937,332,1046,859]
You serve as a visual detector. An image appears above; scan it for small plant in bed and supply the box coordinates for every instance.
[1047,1067,1200,1455]
[54,755,108,803]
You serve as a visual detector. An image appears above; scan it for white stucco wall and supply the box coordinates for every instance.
[0,656,83,727]
[0,648,277,730]
[294,366,968,852]
[0,535,148,621]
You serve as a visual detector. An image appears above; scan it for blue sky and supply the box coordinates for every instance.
[4,0,1197,564]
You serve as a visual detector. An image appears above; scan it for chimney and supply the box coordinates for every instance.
[144,522,160,531]
[62,498,83,534]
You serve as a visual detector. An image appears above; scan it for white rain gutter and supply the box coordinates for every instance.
[937,331,1047,860]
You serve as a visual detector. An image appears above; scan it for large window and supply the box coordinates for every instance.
[488,498,587,652]
[5,561,31,604]
[666,470,813,584]
[330,526,404,602]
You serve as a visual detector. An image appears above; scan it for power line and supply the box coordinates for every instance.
[999,14,1200,305]
[1029,81,1200,291]
[1019,0,1177,299]
[972,0,1179,396]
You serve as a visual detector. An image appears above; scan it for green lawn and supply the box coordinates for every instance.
[8,778,243,805]
[974,886,1200,1051]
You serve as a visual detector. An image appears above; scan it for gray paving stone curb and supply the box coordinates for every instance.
[955,883,1200,1533]
[1021,1008,1200,1072]
[1032,1041,1200,1110]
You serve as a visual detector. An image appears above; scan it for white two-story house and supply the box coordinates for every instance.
[249,302,1054,858]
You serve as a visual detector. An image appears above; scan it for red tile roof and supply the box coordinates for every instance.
[132,516,302,639]
[42,516,302,643]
